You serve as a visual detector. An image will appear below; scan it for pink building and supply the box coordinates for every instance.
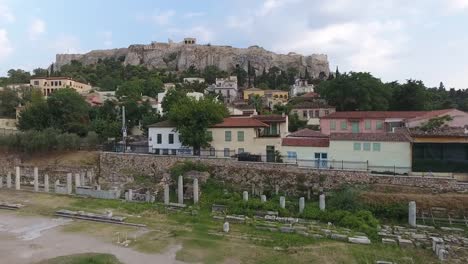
[320,109,468,135]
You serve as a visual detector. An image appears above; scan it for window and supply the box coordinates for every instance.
[353,143,361,151]
[325,110,330,115]
[225,131,232,142]
[363,142,371,151]
[308,110,313,117]
[224,148,230,157]
[365,120,371,130]
[168,134,174,144]
[238,148,245,154]
[341,121,348,130]
[330,120,336,130]
[237,131,244,142]
[376,120,383,130]
[373,143,381,152]
[162,149,169,155]
[209,148,216,156]
[287,151,297,159]
[171,149,177,155]
[157,134,162,144]
[303,111,308,118]
[315,110,320,117]
[33,81,39,85]
[207,131,213,141]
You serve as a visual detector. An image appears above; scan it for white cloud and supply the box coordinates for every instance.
[0,3,14,23]
[184,12,204,18]
[51,35,81,54]
[28,18,46,40]
[0,28,13,60]
[256,0,298,16]
[150,10,175,25]
[447,0,468,10]
[102,31,112,47]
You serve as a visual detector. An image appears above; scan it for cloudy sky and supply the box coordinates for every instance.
[0,0,468,89]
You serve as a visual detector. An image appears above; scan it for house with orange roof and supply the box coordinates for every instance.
[281,128,330,167]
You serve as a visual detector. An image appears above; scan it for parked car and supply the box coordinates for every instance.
[236,152,262,162]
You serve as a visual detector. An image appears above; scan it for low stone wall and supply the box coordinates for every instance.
[99,152,463,194]
[76,186,121,199]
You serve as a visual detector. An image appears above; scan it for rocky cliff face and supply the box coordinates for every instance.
[54,42,330,77]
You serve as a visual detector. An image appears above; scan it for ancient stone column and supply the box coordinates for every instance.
[223,222,230,233]
[275,185,279,195]
[0,176,3,188]
[34,167,39,192]
[15,166,20,190]
[6,172,11,188]
[243,191,249,202]
[80,172,86,187]
[178,175,183,204]
[164,183,170,205]
[66,173,73,194]
[128,189,133,201]
[299,197,305,213]
[75,173,81,188]
[44,174,49,193]
[280,196,286,209]
[409,201,416,227]
[193,178,199,204]
[261,195,267,203]
[319,194,326,211]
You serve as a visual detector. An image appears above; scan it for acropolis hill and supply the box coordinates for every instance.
[54,38,330,77]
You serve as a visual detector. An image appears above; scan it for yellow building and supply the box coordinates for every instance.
[206,115,288,162]
[243,88,265,101]
[264,90,289,101]
[30,77,92,97]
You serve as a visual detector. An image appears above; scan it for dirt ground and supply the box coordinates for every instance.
[0,211,186,264]
[361,184,468,211]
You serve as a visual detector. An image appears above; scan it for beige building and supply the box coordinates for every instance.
[207,115,288,161]
[30,77,92,97]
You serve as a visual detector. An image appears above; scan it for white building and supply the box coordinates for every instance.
[206,76,238,103]
[183,77,205,84]
[291,79,314,97]
[148,120,192,155]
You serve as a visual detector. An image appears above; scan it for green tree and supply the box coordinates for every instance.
[116,79,144,100]
[249,94,264,114]
[288,113,307,132]
[168,97,228,154]
[390,80,427,110]
[161,89,187,115]
[17,100,50,131]
[316,72,391,111]
[47,88,90,136]
[7,69,31,84]
[32,68,49,77]
[0,88,20,117]
[420,115,453,131]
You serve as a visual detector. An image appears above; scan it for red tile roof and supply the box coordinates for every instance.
[330,133,411,142]
[288,128,328,138]
[302,92,320,98]
[253,114,286,123]
[212,117,269,128]
[282,137,329,147]
[322,111,429,119]
[407,109,455,122]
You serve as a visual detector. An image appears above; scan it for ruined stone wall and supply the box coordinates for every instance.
[99,152,461,194]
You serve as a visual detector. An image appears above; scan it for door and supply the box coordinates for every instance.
[351,121,360,133]
[315,153,328,168]
[266,146,275,162]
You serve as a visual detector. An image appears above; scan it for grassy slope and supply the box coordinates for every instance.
[36,253,122,264]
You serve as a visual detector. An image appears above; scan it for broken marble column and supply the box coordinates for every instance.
[178,175,183,204]
[34,167,39,192]
[243,191,249,201]
[128,189,133,201]
[0,176,3,188]
[164,183,170,205]
[6,172,11,188]
[66,173,72,194]
[409,201,416,227]
[275,185,279,195]
[261,195,267,203]
[74,173,81,188]
[80,172,86,187]
[280,196,286,209]
[15,166,20,190]
[251,184,255,197]
[223,222,230,233]
[299,197,305,213]
[319,194,326,211]
[44,174,49,192]
[193,178,199,204]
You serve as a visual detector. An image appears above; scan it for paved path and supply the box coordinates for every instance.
[0,211,186,264]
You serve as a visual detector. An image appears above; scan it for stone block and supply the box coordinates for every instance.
[348,236,371,245]
[398,238,414,248]
[331,233,348,241]
[382,238,397,245]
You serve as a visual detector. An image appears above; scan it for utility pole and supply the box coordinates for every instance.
[122,106,127,153]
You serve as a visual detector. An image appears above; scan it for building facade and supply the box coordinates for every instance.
[206,76,238,103]
[243,88,265,100]
[148,120,190,155]
[30,77,92,96]
[291,100,336,126]
[290,79,315,97]
[281,129,329,167]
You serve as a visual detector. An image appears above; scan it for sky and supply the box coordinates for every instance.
[0,0,468,89]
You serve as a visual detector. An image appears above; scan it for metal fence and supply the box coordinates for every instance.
[0,128,19,136]
[104,143,415,175]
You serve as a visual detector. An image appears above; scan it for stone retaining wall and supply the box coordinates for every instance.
[99,152,462,194]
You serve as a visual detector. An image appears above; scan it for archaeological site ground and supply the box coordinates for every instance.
[1,151,467,264]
